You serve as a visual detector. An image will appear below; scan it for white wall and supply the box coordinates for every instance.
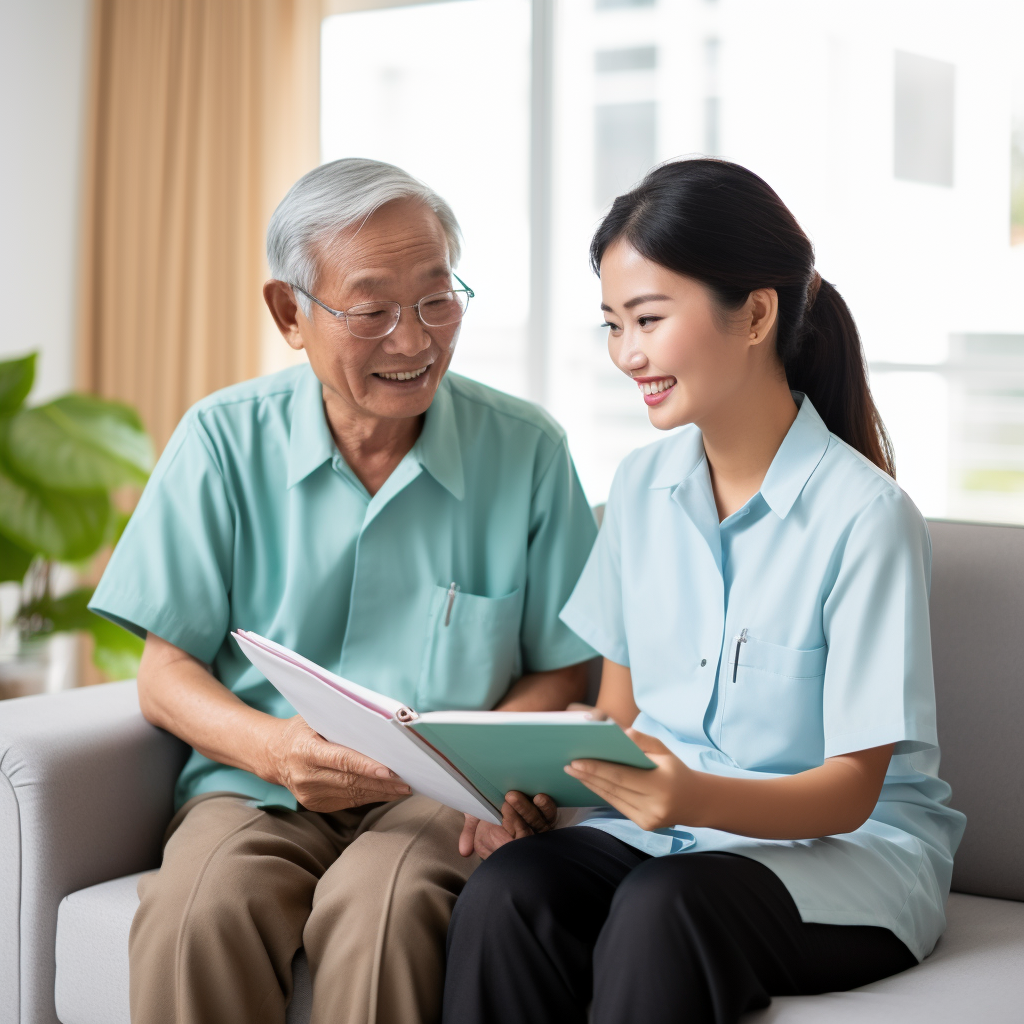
[0,0,91,402]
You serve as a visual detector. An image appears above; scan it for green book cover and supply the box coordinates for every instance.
[407,718,655,809]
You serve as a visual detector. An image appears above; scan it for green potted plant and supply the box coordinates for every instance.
[0,351,154,692]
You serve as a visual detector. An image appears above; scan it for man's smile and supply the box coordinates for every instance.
[372,365,431,382]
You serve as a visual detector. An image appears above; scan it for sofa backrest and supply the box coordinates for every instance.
[928,519,1024,901]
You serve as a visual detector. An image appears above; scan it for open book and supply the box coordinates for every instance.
[234,630,654,825]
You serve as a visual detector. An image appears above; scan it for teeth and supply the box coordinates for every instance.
[377,366,429,381]
[639,377,676,395]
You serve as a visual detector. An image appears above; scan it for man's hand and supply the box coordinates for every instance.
[263,715,412,812]
[458,791,557,859]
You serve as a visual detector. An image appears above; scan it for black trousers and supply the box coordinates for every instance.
[443,826,916,1024]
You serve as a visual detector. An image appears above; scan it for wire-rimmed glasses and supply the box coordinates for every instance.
[291,274,474,340]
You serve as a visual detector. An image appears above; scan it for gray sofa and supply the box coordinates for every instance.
[2,519,1022,1024]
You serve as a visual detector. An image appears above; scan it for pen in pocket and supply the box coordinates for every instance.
[444,581,460,626]
[731,628,748,682]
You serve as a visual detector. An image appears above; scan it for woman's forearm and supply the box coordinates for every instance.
[684,745,894,840]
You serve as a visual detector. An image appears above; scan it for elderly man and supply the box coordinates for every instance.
[89,158,597,1024]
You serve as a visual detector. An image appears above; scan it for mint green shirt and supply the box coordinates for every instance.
[91,365,597,810]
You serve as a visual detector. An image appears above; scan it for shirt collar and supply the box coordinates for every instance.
[650,426,708,490]
[286,366,465,500]
[411,375,465,500]
[759,393,831,518]
[648,392,831,520]
[287,365,337,489]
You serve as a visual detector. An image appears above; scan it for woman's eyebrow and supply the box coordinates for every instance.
[600,293,671,312]
[623,293,671,309]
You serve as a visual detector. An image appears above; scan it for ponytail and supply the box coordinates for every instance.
[784,276,895,476]
[591,159,896,477]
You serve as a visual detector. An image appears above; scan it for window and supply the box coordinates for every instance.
[321,0,531,397]
[1013,64,1024,246]
[893,51,955,187]
[594,102,657,206]
[322,0,1024,523]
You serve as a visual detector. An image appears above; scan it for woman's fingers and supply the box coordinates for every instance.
[566,759,650,797]
[565,771,639,817]
[625,727,671,756]
[567,702,609,721]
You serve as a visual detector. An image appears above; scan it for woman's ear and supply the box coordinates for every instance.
[263,280,307,352]
[745,287,779,346]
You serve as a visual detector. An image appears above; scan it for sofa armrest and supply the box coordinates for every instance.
[0,681,189,1024]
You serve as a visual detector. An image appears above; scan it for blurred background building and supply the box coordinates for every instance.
[3,0,1024,517]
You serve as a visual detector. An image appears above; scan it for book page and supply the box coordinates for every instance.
[237,630,411,719]
[233,632,501,823]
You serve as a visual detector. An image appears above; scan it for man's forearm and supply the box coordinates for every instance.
[496,661,590,712]
[137,633,280,780]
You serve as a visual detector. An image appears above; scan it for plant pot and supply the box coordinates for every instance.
[0,632,78,700]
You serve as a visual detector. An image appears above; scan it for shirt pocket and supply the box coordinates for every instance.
[720,635,827,772]
[416,585,524,711]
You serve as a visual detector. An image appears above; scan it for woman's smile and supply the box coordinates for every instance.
[633,374,677,406]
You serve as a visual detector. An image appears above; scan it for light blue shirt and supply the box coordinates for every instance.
[91,365,597,810]
[559,394,965,961]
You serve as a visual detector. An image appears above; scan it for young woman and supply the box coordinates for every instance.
[442,159,966,1024]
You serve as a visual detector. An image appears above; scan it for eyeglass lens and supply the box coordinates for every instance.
[344,289,470,339]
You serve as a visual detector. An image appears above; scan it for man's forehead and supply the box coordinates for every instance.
[344,262,450,291]
[315,202,449,286]
[316,258,449,305]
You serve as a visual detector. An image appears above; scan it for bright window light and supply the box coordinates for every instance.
[323,0,1024,524]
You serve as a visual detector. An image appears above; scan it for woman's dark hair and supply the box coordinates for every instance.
[591,158,895,477]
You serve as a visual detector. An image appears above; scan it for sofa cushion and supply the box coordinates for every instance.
[750,891,1024,1021]
[928,521,1024,901]
[54,874,311,1024]
[55,873,1022,1023]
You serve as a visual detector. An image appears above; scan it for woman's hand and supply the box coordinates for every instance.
[564,728,699,832]
[459,791,558,858]
[567,729,896,840]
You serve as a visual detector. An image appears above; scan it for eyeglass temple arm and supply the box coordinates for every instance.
[453,273,475,298]
[290,285,348,319]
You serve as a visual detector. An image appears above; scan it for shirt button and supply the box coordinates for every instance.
[701,658,707,667]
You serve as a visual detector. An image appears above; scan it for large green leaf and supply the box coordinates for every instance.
[90,615,144,680]
[0,453,110,560]
[105,506,133,547]
[0,530,34,583]
[0,353,36,414]
[5,394,153,491]
[17,587,143,680]
[19,587,94,633]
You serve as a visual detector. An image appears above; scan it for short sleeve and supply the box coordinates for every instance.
[89,413,234,665]
[558,461,630,667]
[518,438,600,672]
[822,488,937,758]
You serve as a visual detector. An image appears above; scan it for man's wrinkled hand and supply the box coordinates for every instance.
[264,715,412,812]
[459,791,557,859]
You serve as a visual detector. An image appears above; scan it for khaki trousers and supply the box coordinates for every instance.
[129,793,479,1024]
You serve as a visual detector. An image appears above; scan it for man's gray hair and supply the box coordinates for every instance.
[267,158,462,316]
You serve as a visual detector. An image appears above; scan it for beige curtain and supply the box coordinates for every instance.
[78,0,322,449]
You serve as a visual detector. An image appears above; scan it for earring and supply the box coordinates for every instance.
[749,331,757,340]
